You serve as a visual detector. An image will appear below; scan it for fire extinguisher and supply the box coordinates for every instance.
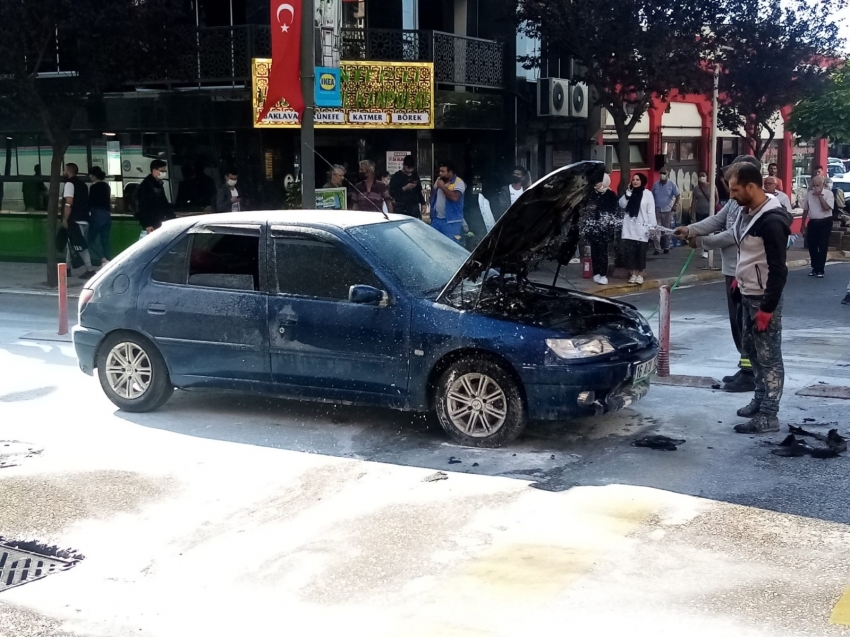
[581,245,593,279]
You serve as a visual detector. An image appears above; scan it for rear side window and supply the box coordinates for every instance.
[274,235,381,300]
[188,233,260,291]
[152,236,190,284]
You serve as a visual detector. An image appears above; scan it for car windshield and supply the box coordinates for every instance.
[348,219,471,295]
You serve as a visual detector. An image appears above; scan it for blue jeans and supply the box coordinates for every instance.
[431,216,463,243]
[88,208,112,262]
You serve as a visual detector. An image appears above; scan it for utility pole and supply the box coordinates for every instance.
[300,0,315,209]
[707,62,719,270]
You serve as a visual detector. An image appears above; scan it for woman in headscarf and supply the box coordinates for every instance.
[619,173,657,285]
[585,173,620,285]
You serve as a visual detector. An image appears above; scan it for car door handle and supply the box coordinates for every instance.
[147,303,167,315]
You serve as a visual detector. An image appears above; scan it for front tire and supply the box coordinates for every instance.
[97,332,173,412]
[435,358,526,448]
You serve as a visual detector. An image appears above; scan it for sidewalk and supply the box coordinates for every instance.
[537,243,850,298]
[0,261,86,298]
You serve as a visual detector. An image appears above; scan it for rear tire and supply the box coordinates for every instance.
[97,332,173,412]
[435,357,526,448]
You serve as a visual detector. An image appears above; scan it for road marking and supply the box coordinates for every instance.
[830,586,850,625]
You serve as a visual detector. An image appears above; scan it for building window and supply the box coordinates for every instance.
[516,28,540,82]
[610,142,649,169]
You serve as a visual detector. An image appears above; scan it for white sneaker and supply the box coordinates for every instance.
[592,274,601,283]
[569,257,580,264]
[628,275,637,284]
[702,251,708,259]
[597,276,609,285]
[635,275,644,285]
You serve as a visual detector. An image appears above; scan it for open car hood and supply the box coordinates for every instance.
[437,161,606,302]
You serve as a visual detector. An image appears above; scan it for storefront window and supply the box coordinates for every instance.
[680,141,696,161]
[664,141,679,163]
[761,140,779,168]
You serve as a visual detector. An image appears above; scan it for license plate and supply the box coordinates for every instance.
[633,357,657,383]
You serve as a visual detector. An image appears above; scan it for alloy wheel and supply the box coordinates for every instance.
[446,373,508,437]
[105,342,152,400]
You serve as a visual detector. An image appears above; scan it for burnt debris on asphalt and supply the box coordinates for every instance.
[630,435,686,451]
[770,427,847,459]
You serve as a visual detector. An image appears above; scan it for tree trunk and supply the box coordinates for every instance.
[45,141,68,288]
[617,135,632,195]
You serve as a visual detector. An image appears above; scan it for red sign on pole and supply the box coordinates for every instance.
[256,0,305,123]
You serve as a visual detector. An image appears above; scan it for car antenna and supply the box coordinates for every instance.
[307,143,390,220]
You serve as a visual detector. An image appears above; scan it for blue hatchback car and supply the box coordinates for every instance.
[73,161,657,447]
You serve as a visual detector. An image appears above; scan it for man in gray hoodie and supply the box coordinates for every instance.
[674,155,760,393]
[724,161,790,432]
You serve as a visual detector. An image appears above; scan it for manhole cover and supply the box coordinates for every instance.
[0,541,82,592]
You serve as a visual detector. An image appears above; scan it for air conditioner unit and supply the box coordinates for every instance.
[537,78,570,117]
[569,82,589,119]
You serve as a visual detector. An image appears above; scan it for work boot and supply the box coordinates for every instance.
[736,400,761,418]
[723,371,756,393]
[722,369,743,383]
[734,413,780,434]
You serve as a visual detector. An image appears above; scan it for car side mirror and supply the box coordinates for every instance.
[349,285,389,307]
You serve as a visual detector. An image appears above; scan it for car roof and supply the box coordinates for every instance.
[189,210,404,230]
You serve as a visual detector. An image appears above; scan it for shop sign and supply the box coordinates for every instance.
[315,187,347,210]
[253,59,434,129]
[315,67,342,108]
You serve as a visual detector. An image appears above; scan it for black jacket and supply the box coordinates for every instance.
[389,170,424,217]
[214,181,251,213]
[68,177,90,223]
[135,175,174,229]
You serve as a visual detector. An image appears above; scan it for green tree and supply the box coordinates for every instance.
[516,0,719,191]
[0,0,189,285]
[786,66,850,144]
[716,0,843,158]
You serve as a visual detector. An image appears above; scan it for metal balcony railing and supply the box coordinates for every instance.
[130,26,503,90]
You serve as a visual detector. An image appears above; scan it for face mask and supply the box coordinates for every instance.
[699,176,707,183]
[227,179,237,187]
[157,171,167,180]
[511,175,522,184]
[358,172,367,181]
[660,175,668,181]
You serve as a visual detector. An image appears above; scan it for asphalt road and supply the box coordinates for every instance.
[1,263,849,636]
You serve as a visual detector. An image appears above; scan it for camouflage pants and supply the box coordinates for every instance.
[741,295,784,415]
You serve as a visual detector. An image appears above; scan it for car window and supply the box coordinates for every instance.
[348,219,470,295]
[274,235,382,301]
[152,235,190,284]
[188,233,260,291]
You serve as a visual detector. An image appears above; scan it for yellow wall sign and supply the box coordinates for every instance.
[253,59,435,129]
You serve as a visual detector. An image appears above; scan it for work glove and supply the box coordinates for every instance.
[755,310,772,332]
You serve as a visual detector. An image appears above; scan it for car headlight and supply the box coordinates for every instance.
[546,336,615,360]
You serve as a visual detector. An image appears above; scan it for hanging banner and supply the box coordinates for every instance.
[256,0,304,123]
[253,59,434,129]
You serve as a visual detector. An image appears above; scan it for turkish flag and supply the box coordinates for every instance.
[257,0,304,123]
